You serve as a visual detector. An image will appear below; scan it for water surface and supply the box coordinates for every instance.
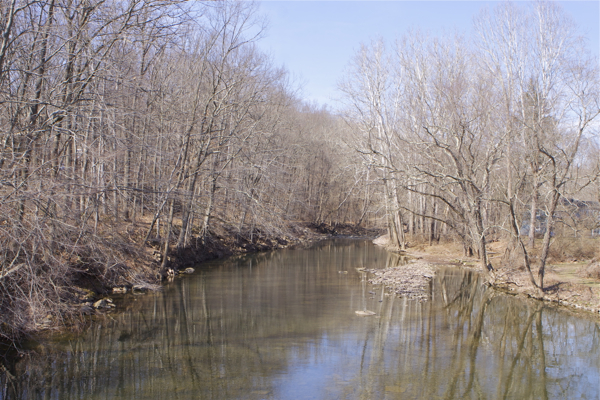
[1,239,599,399]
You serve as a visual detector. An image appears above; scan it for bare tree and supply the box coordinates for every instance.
[340,1,598,284]
[475,1,600,290]
[339,39,406,250]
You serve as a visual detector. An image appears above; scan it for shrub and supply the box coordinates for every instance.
[547,237,600,262]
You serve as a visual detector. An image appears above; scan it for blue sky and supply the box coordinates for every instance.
[257,1,600,110]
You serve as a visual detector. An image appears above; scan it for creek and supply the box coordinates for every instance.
[1,239,599,399]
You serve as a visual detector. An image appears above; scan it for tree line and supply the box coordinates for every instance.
[339,1,599,290]
[0,0,598,339]
[0,0,371,339]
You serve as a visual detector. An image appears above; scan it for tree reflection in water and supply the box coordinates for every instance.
[1,239,599,399]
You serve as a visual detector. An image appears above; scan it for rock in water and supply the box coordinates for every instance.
[93,299,106,309]
[132,285,147,293]
[93,298,114,309]
[355,310,376,316]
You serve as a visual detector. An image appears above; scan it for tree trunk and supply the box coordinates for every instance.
[528,171,539,248]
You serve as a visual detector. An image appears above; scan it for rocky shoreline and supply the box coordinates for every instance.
[10,231,597,344]
[489,263,600,316]
[371,235,600,317]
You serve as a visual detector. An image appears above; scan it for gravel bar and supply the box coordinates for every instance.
[367,261,435,301]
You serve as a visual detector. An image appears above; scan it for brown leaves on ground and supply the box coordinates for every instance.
[578,260,600,280]
[403,238,600,316]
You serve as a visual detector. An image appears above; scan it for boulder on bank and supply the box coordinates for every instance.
[373,234,390,247]
[93,298,115,309]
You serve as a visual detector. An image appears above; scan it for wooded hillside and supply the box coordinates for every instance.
[0,0,372,339]
[0,0,598,340]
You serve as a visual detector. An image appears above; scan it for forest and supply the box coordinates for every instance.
[0,0,598,340]
[339,2,599,290]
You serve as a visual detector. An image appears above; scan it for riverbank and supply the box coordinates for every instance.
[374,235,600,316]
[5,238,598,400]
[0,220,377,343]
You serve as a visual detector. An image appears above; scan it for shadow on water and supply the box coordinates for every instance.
[1,239,599,399]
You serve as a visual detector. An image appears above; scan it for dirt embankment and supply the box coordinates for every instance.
[1,221,376,342]
[169,222,378,270]
[373,234,600,316]
[77,223,337,296]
